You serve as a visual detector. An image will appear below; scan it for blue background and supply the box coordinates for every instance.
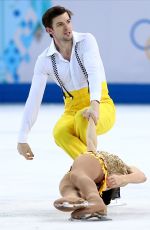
[0,0,150,104]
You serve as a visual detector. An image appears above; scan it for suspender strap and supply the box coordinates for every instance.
[75,43,90,92]
[51,54,73,99]
[50,43,89,99]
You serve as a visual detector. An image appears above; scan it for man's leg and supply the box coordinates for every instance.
[53,114,87,159]
[74,101,116,145]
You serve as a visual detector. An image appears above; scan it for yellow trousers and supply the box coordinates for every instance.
[53,82,116,159]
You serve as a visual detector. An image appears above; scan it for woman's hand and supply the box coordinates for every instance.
[82,100,99,125]
[107,174,127,188]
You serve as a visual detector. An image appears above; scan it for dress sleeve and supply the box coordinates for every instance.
[99,151,131,176]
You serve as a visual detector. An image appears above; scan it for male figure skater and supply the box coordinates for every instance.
[17,6,115,160]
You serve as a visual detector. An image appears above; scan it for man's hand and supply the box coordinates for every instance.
[82,100,99,125]
[17,143,34,160]
[107,174,127,188]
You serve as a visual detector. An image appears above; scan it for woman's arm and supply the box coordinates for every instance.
[86,117,97,152]
[107,166,147,188]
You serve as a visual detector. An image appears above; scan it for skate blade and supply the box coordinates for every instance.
[109,199,126,207]
[69,213,112,221]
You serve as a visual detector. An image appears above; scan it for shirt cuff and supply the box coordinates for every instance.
[18,131,28,143]
[90,92,101,102]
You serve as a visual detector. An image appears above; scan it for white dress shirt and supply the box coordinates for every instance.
[18,31,106,142]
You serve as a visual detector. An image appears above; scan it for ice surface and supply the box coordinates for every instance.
[0,104,150,230]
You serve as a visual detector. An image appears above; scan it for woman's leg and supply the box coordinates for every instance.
[59,173,82,201]
[53,173,86,212]
[69,154,107,218]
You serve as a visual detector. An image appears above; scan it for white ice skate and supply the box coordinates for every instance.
[54,200,89,212]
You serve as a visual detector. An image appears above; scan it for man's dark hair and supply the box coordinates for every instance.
[42,5,73,28]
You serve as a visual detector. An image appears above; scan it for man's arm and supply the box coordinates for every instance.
[17,56,48,160]
[81,34,104,125]
[107,166,147,188]
[82,33,106,103]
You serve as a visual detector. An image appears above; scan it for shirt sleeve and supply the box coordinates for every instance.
[18,56,48,143]
[82,33,106,102]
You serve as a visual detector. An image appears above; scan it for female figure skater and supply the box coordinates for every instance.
[53,118,147,220]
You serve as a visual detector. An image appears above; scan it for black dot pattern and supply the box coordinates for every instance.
[50,44,90,99]
[75,43,90,92]
[51,54,73,99]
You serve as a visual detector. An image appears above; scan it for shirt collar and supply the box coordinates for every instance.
[46,31,85,57]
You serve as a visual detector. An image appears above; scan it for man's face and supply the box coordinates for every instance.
[47,12,73,42]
